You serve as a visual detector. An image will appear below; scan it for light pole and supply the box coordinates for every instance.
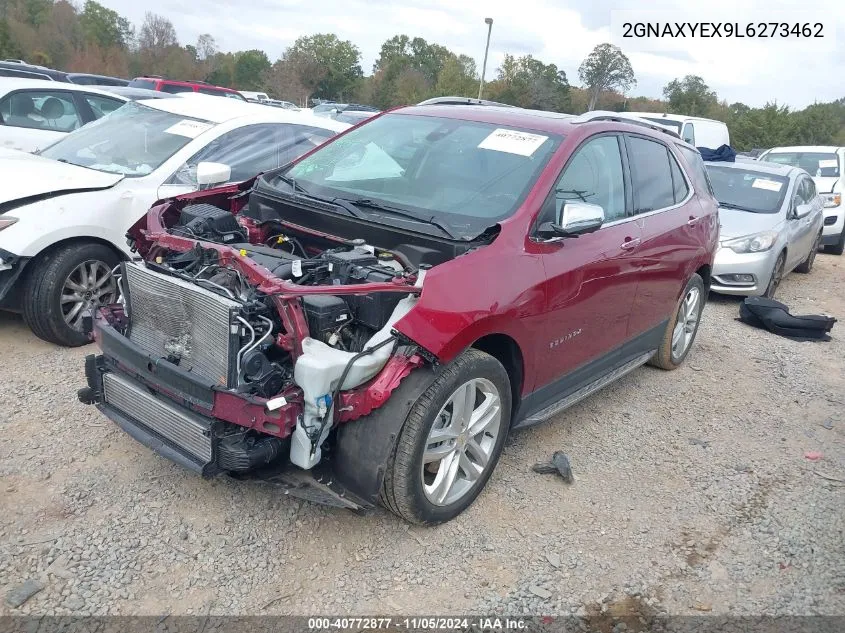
[478,17,493,100]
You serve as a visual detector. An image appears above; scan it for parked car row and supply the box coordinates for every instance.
[0,90,837,526]
[0,90,349,345]
[71,104,723,525]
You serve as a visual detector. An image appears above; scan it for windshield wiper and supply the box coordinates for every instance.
[336,198,457,238]
[718,202,755,212]
[272,175,366,218]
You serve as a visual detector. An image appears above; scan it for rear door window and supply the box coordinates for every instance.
[669,150,690,203]
[626,136,675,213]
[0,90,82,132]
[161,83,194,94]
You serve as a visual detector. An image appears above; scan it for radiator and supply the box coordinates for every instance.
[123,262,240,387]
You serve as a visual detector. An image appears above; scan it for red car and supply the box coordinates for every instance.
[78,105,718,524]
[127,76,245,100]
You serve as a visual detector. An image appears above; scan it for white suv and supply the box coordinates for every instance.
[0,94,348,346]
[760,146,845,255]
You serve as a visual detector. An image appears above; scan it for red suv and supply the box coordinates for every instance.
[127,76,245,100]
[78,105,718,524]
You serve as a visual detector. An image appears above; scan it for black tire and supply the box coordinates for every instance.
[795,232,822,273]
[649,273,705,371]
[823,226,845,256]
[22,242,120,347]
[763,251,786,298]
[380,349,511,525]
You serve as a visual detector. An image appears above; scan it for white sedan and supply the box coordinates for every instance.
[0,77,129,152]
[0,94,349,346]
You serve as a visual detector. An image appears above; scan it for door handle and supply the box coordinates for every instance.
[687,216,700,226]
[620,237,641,250]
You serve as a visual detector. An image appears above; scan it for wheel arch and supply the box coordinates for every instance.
[470,332,525,420]
[28,236,129,266]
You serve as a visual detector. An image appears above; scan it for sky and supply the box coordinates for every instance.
[103,0,845,108]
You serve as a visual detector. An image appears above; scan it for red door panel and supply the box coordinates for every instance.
[534,219,642,389]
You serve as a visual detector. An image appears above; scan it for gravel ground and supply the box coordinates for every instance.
[1,255,844,619]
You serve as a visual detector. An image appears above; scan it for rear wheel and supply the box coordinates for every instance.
[380,349,511,525]
[795,232,822,273]
[763,252,786,298]
[22,243,119,347]
[649,273,705,370]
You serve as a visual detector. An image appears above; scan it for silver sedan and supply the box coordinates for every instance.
[705,160,824,297]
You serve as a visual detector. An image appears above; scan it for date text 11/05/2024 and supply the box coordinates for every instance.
[307,617,530,630]
[622,22,825,38]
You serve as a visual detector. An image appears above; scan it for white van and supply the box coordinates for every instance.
[635,113,729,149]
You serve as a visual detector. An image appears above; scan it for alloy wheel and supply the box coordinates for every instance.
[765,254,785,298]
[61,260,117,330]
[421,378,502,507]
[671,286,701,362]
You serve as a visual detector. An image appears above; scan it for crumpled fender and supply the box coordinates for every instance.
[331,361,439,505]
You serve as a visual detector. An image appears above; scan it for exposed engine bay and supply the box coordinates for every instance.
[94,198,459,479]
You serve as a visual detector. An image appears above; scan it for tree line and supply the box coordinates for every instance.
[1,0,843,150]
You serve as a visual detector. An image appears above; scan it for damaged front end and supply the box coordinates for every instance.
[78,184,445,509]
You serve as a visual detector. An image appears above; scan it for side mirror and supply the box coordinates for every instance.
[196,161,232,187]
[794,203,812,219]
[537,202,605,240]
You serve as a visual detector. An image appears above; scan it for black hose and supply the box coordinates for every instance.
[308,335,397,452]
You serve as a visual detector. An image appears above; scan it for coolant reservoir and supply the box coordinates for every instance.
[291,294,418,469]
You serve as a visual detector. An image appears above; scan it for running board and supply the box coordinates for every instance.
[521,351,655,426]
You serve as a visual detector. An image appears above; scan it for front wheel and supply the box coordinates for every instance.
[22,243,120,347]
[380,349,511,525]
[795,232,821,273]
[649,273,705,370]
[763,251,786,298]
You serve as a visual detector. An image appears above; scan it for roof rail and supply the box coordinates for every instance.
[571,111,682,139]
[417,96,516,108]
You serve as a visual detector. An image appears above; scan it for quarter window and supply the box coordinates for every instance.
[668,150,689,203]
[543,134,626,223]
[678,145,714,196]
[83,94,124,119]
[0,90,81,132]
[682,122,695,145]
[161,84,194,94]
[627,136,675,213]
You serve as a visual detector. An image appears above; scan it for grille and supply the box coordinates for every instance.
[123,263,240,387]
[103,372,213,462]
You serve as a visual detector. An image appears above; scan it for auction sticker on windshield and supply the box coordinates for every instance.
[751,178,783,192]
[164,120,214,138]
[478,128,548,156]
[818,159,838,168]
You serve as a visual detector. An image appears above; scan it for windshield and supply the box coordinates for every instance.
[278,113,561,236]
[40,101,213,177]
[641,117,682,133]
[763,151,840,177]
[706,165,789,214]
[128,79,156,90]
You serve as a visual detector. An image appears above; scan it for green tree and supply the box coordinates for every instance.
[486,54,570,112]
[233,49,270,90]
[79,0,132,49]
[0,18,18,58]
[662,75,717,116]
[578,43,636,110]
[285,33,362,101]
[433,54,476,97]
[21,0,51,27]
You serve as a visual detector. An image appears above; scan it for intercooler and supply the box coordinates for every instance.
[102,372,213,464]
[122,262,241,387]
